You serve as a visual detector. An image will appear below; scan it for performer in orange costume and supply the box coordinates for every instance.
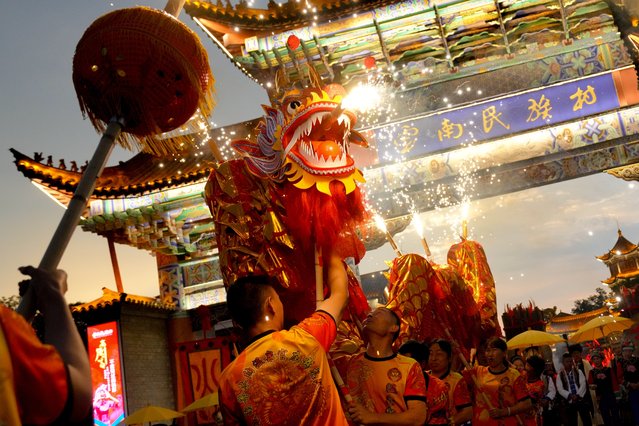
[398,340,450,425]
[464,337,532,425]
[218,250,349,425]
[428,339,472,425]
[346,308,427,425]
[0,266,91,425]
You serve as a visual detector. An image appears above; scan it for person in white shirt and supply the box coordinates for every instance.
[556,352,591,426]
[570,344,594,418]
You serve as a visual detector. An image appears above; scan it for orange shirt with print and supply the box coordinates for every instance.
[346,353,427,415]
[466,366,530,426]
[219,310,348,426]
[440,370,472,417]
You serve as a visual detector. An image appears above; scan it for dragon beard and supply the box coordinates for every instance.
[279,178,368,262]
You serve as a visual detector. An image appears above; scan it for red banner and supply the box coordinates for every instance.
[178,337,234,425]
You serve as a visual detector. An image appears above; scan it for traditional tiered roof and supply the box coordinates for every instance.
[596,229,639,294]
[597,229,639,262]
[546,307,610,335]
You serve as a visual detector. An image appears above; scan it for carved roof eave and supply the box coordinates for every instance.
[10,119,262,198]
[546,307,614,333]
[548,307,610,324]
[602,269,639,284]
[71,287,176,314]
[10,148,213,199]
[606,161,639,181]
[184,0,397,32]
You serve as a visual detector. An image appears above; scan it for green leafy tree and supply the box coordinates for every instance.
[0,295,20,310]
[572,287,612,314]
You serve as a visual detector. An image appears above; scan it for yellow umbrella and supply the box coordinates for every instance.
[507,330,565,349]
[569,315,635,344]
[182,392,219,412]
[123,405,184,425]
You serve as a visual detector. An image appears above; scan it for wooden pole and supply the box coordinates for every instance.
[17,118,124,321]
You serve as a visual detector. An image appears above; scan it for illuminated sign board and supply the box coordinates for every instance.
[87,321,126,426]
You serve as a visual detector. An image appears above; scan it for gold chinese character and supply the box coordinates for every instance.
[482,106,510,133]
[395,125,418,154]
[526,95,552,122]
[95,339,108,369]
[569,85,597,111]
[437,118,464,141]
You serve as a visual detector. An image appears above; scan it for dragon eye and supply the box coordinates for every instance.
[287,100,302,115]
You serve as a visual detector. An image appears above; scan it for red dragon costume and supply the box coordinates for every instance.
[383,238,501,355]
[204,67,370,325]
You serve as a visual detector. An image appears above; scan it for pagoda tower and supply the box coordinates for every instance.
[597,229,639,316]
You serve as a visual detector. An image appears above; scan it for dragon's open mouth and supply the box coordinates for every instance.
[284,103,356,175]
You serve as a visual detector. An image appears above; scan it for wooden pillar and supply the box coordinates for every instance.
[107,236,124,293]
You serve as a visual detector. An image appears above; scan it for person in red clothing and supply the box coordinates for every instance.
[346,308,427,425]
[218,250,350,426]
[399,340,449,425]
[0,266,91,425]
[464,337,532,426]
[523,355,547,426]
[428,339,472,425]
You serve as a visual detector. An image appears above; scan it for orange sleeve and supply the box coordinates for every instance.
[513,373,530,402]
[0,305,69,424]
[296,310,337,352]
[453,376,472,409]
[404,361,428,400]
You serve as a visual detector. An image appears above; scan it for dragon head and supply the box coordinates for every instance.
[233,66,367,195]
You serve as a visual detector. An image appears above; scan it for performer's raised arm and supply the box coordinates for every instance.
[317,249,349,324]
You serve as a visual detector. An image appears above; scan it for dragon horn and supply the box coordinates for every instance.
[307,64,323,89]
[274,67,289,97]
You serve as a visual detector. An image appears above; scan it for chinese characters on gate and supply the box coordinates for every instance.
[376,72,618,164]
[436,85,597,143]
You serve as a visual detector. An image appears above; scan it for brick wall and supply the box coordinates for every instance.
[120,305,176,412]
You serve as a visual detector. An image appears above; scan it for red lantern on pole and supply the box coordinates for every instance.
[364,56,376,69]
[287,34,300,50]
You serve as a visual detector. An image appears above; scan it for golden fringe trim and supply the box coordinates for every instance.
[73,6,216,156]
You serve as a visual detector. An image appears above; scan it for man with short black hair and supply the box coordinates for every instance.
[399,340,449,426]
[346,307,428,425]
[570,343,594,420]
[218,250,350,425]
[557,352,591,426]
